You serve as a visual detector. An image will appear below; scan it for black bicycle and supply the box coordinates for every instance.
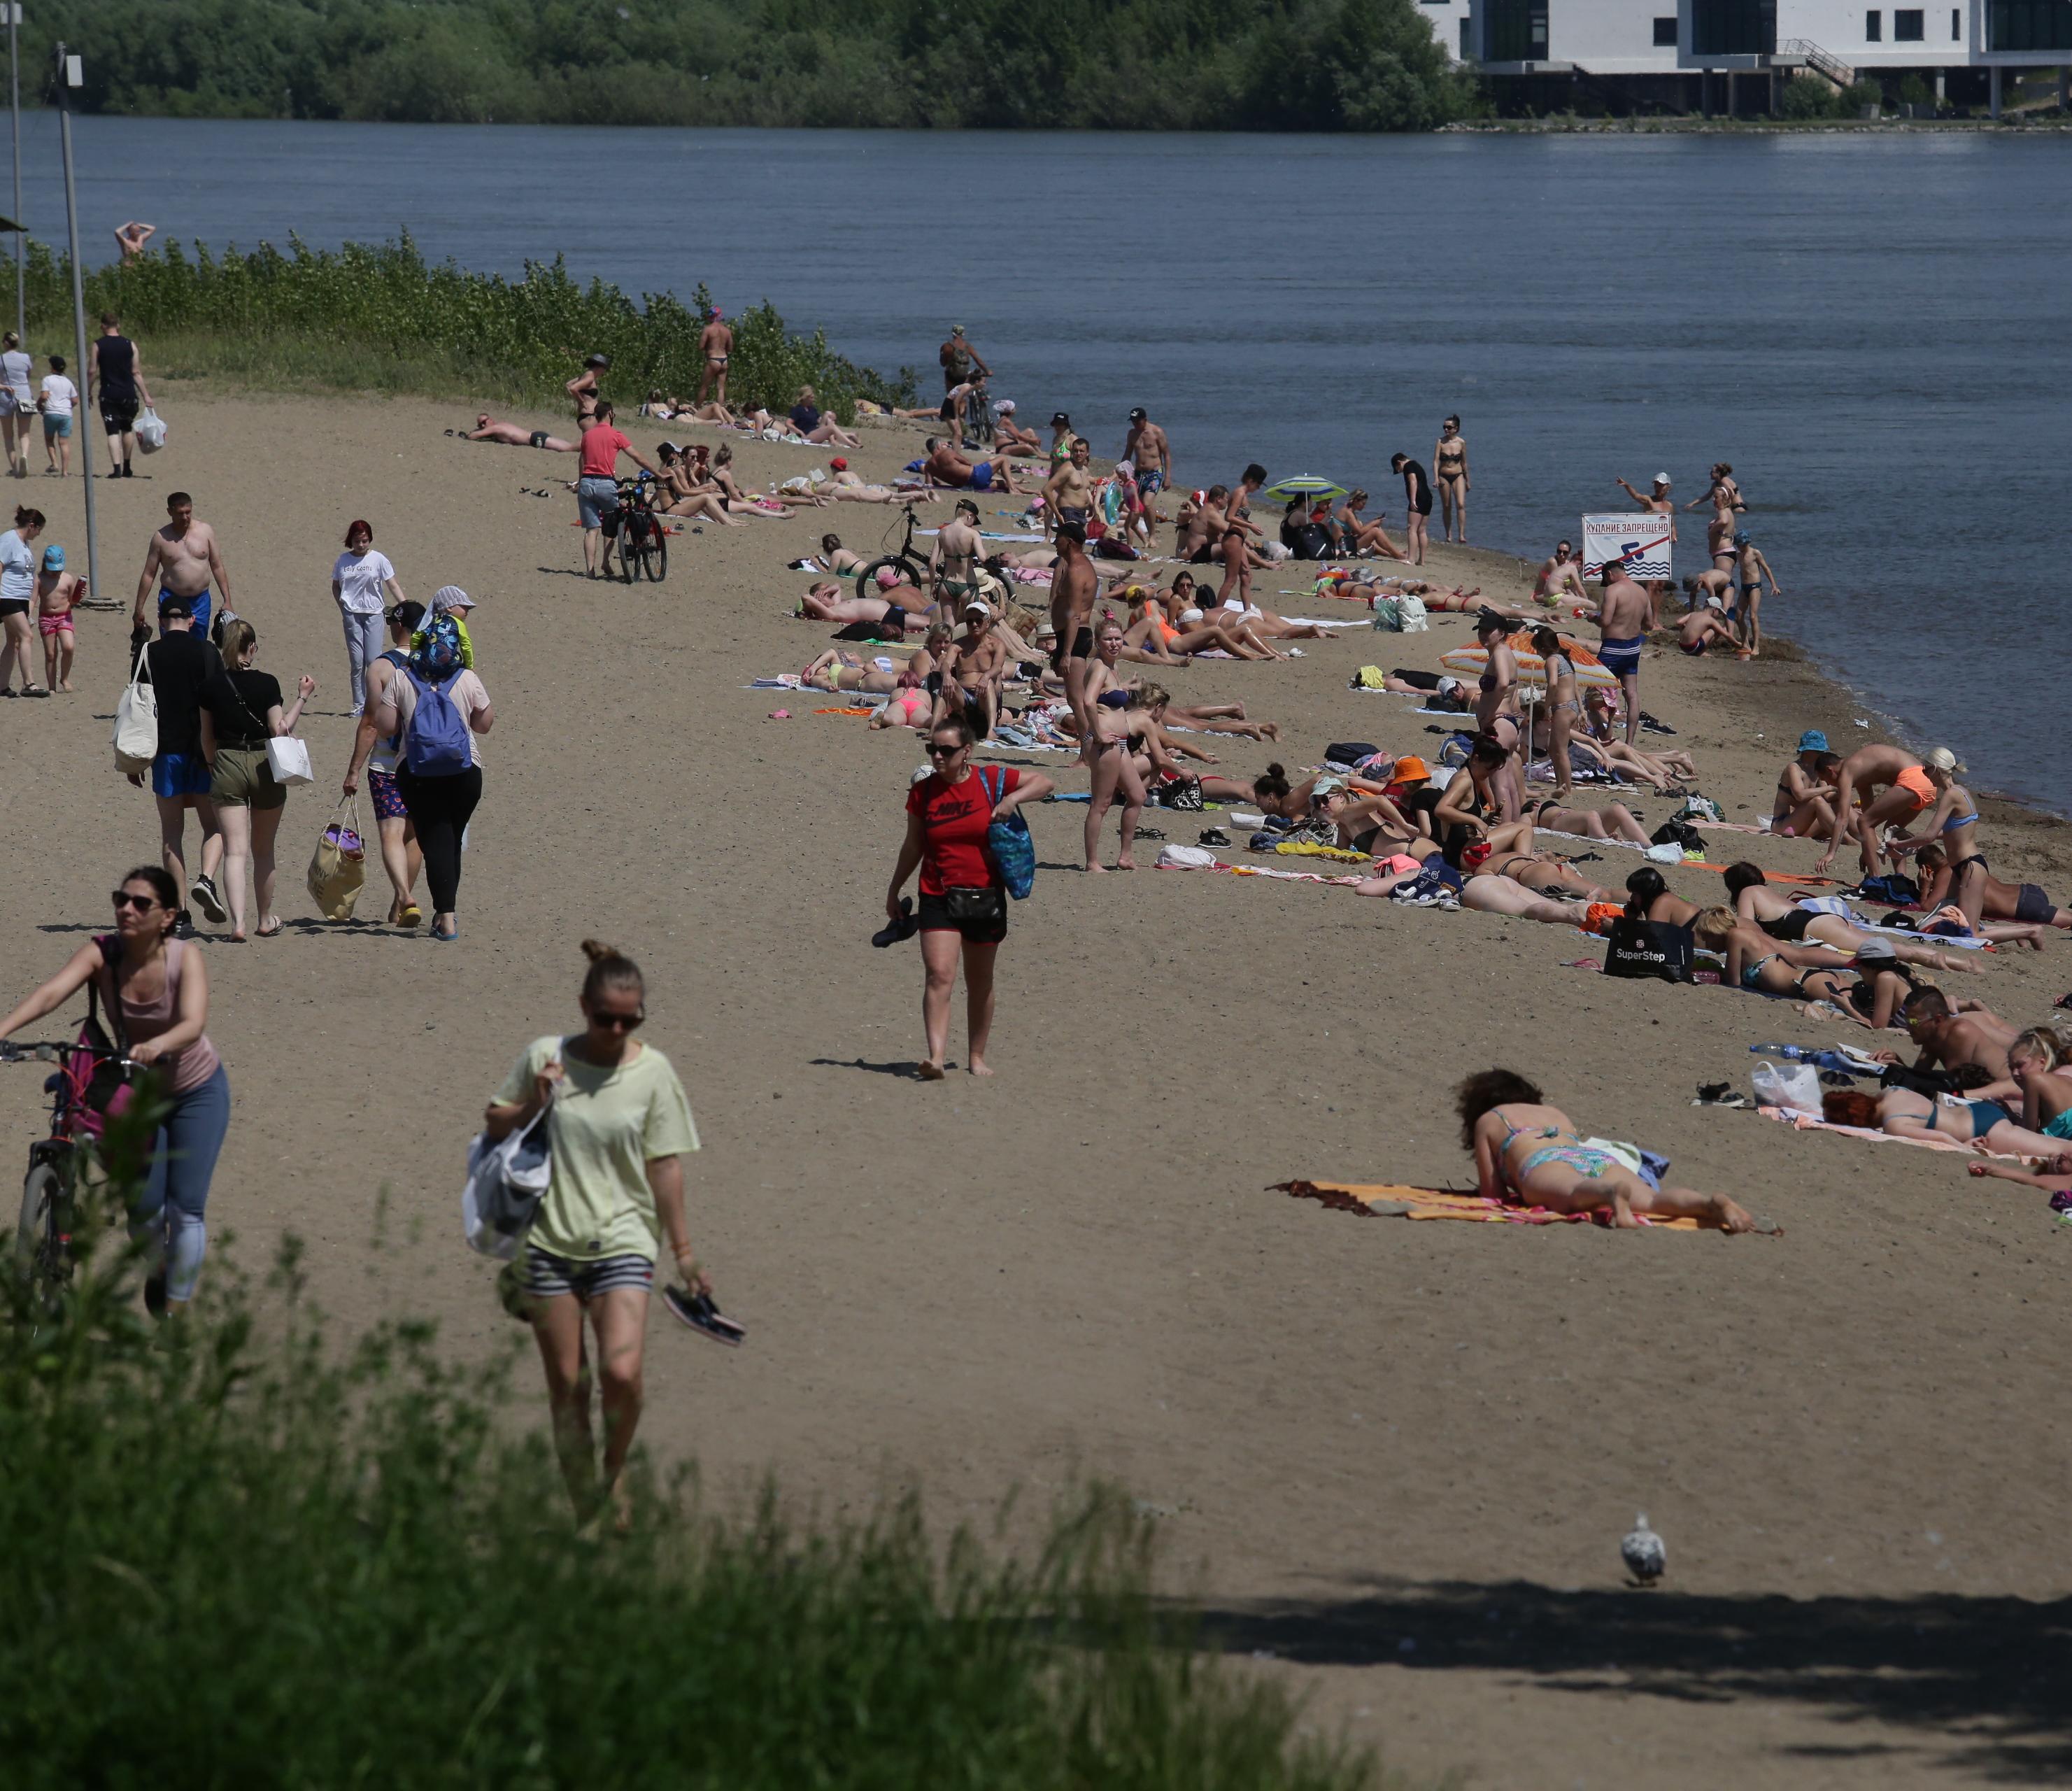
[613,475,669,584]
[855,507,931,602]
[4,1033,138,1305]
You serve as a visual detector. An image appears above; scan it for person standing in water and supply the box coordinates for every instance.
[1615,472,1677,543]
[1433,415,1470,544]
[1732,532,1780,657]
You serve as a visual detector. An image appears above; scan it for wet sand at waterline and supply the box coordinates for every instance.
[2,392,2069,1789]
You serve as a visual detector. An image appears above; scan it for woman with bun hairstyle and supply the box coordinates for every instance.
[483,940,706,1529]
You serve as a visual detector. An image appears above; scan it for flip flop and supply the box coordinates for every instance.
[255,920,282,938]
[662,1285,745,1347]
[397,905,423,928]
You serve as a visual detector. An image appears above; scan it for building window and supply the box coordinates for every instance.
[1989,0,2072,48]
[1483,0,1550,59]
[1693,0,1778,53]
[1461,15,1473,52]
[1653,14,1678,41]
[1952,6,1961,33]
[1895,8,1924,34]
[1866,8,1882,36]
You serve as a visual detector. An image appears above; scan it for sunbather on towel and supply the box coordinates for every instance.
[1691,908,1908,1027]
[1874,1084,2065,1157]
[1873,983,2020,1078]
[1722,863,1980,973]
[1911,842,2063,946]
[1459,1068,1756,1231]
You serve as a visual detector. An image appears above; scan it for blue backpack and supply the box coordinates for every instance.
[402,668,471,776]
[979,765,1035,900]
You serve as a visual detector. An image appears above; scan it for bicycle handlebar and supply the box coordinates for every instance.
[0,1040,138,1068]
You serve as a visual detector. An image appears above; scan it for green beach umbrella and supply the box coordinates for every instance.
[1263,475,1347,502]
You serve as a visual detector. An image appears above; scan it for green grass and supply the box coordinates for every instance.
[0,1155,1382,1791]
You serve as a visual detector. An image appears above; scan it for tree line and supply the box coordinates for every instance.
[24,0,1475,131]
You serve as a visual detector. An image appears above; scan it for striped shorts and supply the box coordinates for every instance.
[520,1244,654,1302]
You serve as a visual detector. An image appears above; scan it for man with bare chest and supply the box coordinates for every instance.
[1044,437,1095,541]
[132,491,233,644]
[697,311,733,404]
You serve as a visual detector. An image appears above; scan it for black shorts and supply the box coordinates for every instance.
[918,891,1007,944]
[99,395,138,432]
[1391,667,1441,691]
[1070,625,1094,659]
[529,429,549,448]
[2015,882,2055,925]
[1413,493,1433,516]
[0,598,25,620]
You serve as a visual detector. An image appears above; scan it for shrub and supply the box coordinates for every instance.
[1777,73,1843,120]
[1843,78,1885,113]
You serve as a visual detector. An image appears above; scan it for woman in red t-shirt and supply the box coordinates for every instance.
[886,717,1052,1080]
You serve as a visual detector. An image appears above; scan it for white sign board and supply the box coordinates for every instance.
[1581,513,1672,581]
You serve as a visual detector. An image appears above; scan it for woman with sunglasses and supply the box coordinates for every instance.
[886,718,1053,1079]
[483,939,703,1531]
[0,865,229,1315]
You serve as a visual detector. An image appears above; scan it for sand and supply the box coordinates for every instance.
[3,392,2069,1789]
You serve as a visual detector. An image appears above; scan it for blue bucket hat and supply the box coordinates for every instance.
[1797,730,1829,753]
[410,614,464,680]
[40,544,62,568]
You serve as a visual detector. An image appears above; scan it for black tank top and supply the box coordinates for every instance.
[94,335,136,399]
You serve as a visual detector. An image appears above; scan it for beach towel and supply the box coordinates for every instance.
[1271,1180,1770,1233]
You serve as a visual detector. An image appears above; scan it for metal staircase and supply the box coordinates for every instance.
[1777,38,1854,87]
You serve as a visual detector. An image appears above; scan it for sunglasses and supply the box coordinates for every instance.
[590,1010,645,1033]
[926,742,965,758]
[111,891,159,912]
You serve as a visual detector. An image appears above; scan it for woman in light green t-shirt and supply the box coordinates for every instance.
[485,939,704,1527]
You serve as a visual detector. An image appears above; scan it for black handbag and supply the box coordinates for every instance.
[943,886,1005,924]
[1602,916,1694,983]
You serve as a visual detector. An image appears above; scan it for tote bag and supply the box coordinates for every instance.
[112,644,157,774]
[1602,916,1694,983]
[306,795,365,921]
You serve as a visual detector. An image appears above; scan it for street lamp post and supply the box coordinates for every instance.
[55,42,94,607]
[7,2,21,344]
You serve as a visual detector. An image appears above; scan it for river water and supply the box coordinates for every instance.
[13,117,2068,809]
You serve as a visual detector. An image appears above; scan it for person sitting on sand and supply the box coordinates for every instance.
[1722,863,1980,973]
[1677,599,1741,656]
[1459,1068,1755,1230]
[1910,842,2066,940]
[1430,736,1523,857]
[1623,865,1702,930]
[652,445,748,527]
[1335,490,1407,560]
[458,414,578,452]
[989,400,1044,457]
[938,602,1009,738]
[1576,689,1697,788]
[1690,907,1894,1026]
[1773,732,1842,840]
[1817,742,1929,879]
[788,387,860,448]
[926,437,1023,495]
[1535,540,1589,608]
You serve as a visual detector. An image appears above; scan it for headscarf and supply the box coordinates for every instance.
[410,614,464,681]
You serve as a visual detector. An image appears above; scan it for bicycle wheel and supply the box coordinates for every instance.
[15,1161,66,1288]
[643,525,667,584]
[856,556,924,604]
[618,517,642,583]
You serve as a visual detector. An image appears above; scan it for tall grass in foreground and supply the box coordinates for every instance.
[0,1189,1376,1790]
[0,234,914,420]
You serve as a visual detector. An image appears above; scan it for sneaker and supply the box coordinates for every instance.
[190,874,228,924]
[171,909,196,940]
[143,1272,167,1319]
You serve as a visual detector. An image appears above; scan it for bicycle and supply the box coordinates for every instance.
[855,506,932,602]
[3,1033,138,1305]
[613,474,669,585]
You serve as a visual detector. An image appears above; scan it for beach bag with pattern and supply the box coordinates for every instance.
[979,765,1035,900]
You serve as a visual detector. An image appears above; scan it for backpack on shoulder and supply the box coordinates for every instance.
[402,668,472,776]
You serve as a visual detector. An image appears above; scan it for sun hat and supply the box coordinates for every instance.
[995,399,1016,413]
[41,544,62,568]
[432,585,477,614]
[1798,730,1829,753]
[1388,754,1431,785]
[1733,530,1751,546]
[1926,746,1966,773]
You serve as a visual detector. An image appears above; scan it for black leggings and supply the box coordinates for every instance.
[395,765,483,913]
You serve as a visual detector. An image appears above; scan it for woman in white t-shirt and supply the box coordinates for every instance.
[38,355,76,479]
[0,332,33,478]
[331,518,409,715]
[0,504,43,695]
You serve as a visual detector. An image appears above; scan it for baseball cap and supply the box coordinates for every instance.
[874,565,900,588]
[963,600,990,619]
[40,544,62,568]
[951,323,965,334]
[657,439,680,457]
[1705,595,1724,611]
[159,595,192,619]
[1926,746,1966,773]
[433,585,477,613]
[1437,675,1461,696]
[1654,472,1672,486]
[1854,937,1898,963]
[388,600,426,630]
[830,456,849,472]
[1733,530,1751,546]
[1051,411,1070,427]
[1797,730,1829,753]
[1128,406,1147,422]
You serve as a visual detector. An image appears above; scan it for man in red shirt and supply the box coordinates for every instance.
[574,400,658,578]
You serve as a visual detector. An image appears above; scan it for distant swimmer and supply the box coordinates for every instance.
[697,307,732,405]
[1615,470,1677,543]
[457,414,577,452]
[113,220,156,263]
[1433,413,1469,544]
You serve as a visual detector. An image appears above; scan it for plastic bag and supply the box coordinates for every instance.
[1752,1058,1822,1117]
[1396,593,1429,632]
[135,407,167,453]
[306,796,365,921]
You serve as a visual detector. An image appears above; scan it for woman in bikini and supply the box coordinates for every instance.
[1464,822,1617,905]
[1887,748,1990,929]
[1472,611,1519,739]
[1081,623,1149,872]
[1722,863,1980,972]
[1691,908,1915,1027]
[1532,623,1586,799]
[653,446,748,526]
[1433,416,1469,545]
[1875,1082,2067,1158]
[1248,762,1398,826]
[1159,579,1284,660]
[1460,1068,1756,1230]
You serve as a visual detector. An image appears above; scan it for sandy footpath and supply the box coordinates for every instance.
[1,392,2068,1789]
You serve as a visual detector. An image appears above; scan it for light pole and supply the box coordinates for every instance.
[7,2,20,344]
[55,42,94,607]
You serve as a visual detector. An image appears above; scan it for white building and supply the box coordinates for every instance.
[1467,0,1691,76]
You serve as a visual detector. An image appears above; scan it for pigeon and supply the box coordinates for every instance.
[1622,1513,1666,1586]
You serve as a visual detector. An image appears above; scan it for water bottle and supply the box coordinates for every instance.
[1750,1043,1812,1062]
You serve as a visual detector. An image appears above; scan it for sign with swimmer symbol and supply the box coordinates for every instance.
[1581,513,1673,581]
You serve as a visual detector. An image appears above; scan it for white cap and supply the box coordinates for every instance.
[1705,595,1724,610]
[1654,472,1673,487]
[963,600,990,618]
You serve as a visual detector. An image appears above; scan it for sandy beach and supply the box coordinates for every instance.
[1,391,2068,1788]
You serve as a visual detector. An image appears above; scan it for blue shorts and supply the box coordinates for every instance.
[42,413,70,439]
[969,462,994,492]
[576,474,620,529]
[1598,636,1642,679]
[151,751,213,799]
[162,587,211,636]
[1137,467,1166,495]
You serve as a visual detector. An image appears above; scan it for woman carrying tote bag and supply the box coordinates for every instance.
[201,616,314,942]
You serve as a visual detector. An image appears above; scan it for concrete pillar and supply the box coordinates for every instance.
[1701,69,1712,116]
[1935,69,1945,99]
[2059,64,2069,109]
[1769,67,1779,113]
[1728,69,1737,113]
[1989,63,2001,117]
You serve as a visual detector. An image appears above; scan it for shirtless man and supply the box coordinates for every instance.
[1773,732,1842,839]
[113,220,156,262]
[925,437,1023,496]
[827,462,935,505]
[1733,532,1781,656]
[940,601,1009,738]
[460,413,577,452]
[930,499,986,600]
[1044,437,1096,541]
[1047,524,1100,757]
[697,309,733,405]
[1879,985,2019,1086]
[1121,407,1171,507]
[797,576,930,635]
[1533,539,1589,608]
[1175,485,1225,560]
[565,353,609,432]
[132,491,232,642]
[1677,599,1741,656]
[1815,743,1932,879]
[1615,471,1677,542]
[1592,555,1651,746]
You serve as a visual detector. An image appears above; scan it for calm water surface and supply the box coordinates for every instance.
[13,118,2068,809]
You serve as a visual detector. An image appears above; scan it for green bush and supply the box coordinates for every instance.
[0,235,913,418]
[0,1196,1377,1791]
[1777,74,1838,119]
[1843,78,1884,112]
[14,0,1475,132]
